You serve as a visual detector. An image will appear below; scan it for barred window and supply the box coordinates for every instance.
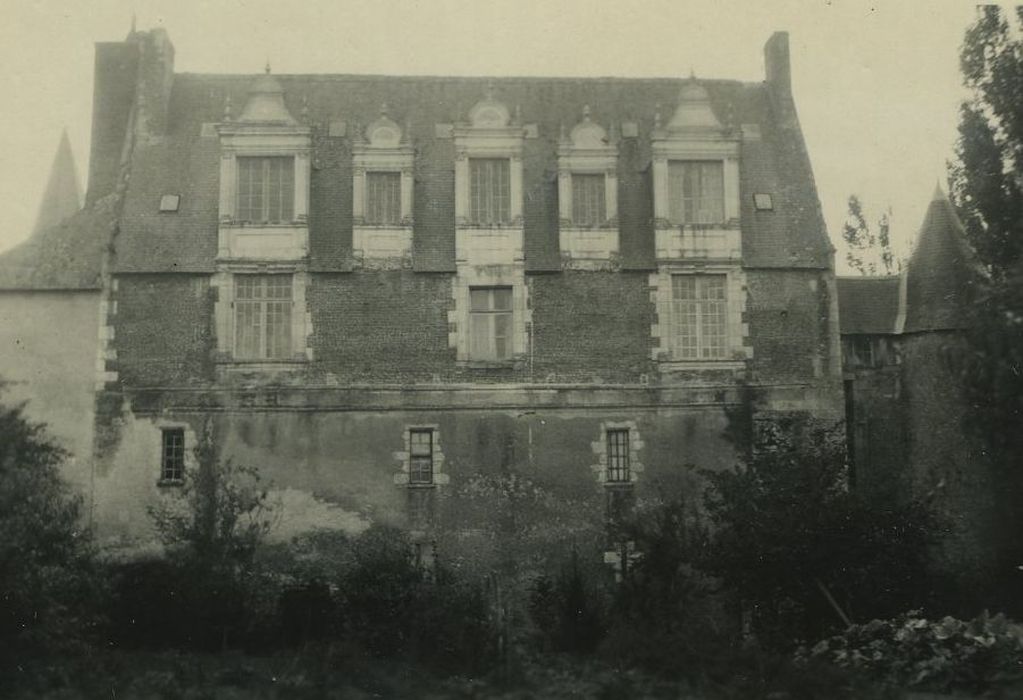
[409,429,434,485]
[161,428,185,482]
[365,171,401,224]
[469,287,513,361]
[469,158,510,224]
[236,156,294,223]
[668,161,724,225]
[234,275,293,360]
[571,173,606,226]
[670,274,728,360]
[606,429,630,483]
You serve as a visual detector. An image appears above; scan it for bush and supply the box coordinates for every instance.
[0,389,102,664]
[796,611,1023,696]
[529,551,608,654]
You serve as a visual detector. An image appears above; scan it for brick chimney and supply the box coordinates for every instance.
[765,31,791,97]
[85,28,175,205]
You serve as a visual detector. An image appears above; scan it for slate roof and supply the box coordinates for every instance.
[903,190,978,333]
[835,189,981,337]
[836,276,900,335]
[0,201,113,290]
[113,72,832,274]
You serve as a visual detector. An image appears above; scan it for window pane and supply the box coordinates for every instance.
[493,312,511,360]
[468,287,514,361]
[492,287,513,311]
[366,171,402,224]
[234,275,293,360]
[469,158,510,224]
[572,174,606,226]
[410,429,433,456]
[668,161,725,224]
[235,156,294,223]
[162,429,185,481]
[470,288,491,312]
[607,429,630,482]
[670,274,728,360]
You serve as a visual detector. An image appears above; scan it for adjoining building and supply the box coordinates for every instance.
[0,27,843,567]
[838,186,997,589]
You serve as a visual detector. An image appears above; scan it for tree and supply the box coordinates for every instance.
[0,385,100,660]
[703,417,938,647]
[947,5,1023,604]
[842,194,897,275]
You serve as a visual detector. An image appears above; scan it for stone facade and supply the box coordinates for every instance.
[0,26,843,566]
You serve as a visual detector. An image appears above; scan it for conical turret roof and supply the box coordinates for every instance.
[32,130,81,236]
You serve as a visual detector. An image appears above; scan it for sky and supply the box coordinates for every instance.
[0,0,982,272]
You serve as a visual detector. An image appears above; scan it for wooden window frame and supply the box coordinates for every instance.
[668,160,725,225]
[236,156,295,224]
[469,158,511,225]
[234,274,294,361]
[669,274,728,360]
[606,428,631,483]
[160,428,185,483]
[468,286,514,361]
[409,428,435,485]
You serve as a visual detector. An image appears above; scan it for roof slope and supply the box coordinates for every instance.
[903,190,978,333]
[0,199,114,290]
[836,276,901,334]
[114,73,831,273]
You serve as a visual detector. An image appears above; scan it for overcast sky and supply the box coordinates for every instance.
[0,0,980,272]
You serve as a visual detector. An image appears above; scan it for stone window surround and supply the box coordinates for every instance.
[453,100,526,228]
[210,266,313,367]
[590,420,644,486]
[448,267,531,366]
[393,424,450,487]
[649,264,751,369]
[651,138,740,230]
[557,116,619,229]
[216,127,312,225]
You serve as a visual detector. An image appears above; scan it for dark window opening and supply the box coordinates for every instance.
[161,428,185,482]
[409,428,434,484]
[606,429,631,483]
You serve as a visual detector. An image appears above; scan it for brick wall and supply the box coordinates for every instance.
[746,269,833,383]
[113,274,215,386]
[531,271,654,382]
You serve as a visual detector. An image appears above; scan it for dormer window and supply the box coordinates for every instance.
[651,78,739,230]
[215,67,311,261]
[453,86,524,228]
[352,106,414,227]
[557,106,619,266]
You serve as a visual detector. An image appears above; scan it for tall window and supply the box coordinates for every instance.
[670,274,727,360]
[235,275,293,360]
[236,156,295,223]
[668,161,724,225]
[469,287,513,361]
[606,429,631,483]
[571,174,606,226]
[409,429,434,485]
[161,428,185,482]
[469,158,511,224]
[365,171,402,224]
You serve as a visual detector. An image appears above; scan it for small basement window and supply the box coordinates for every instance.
[159,194,181,212]
[753,193,773,211]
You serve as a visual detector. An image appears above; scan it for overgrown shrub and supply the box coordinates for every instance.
[705,415,943,647]
[796,611,1023,696]
[529,551,607,654]
[0,389,103,665]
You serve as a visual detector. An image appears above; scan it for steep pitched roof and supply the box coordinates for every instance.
[32,130,82,236]
[902,187,978,333]
[836,276,901,335]
[112,72,832,273]
[0,199,114,290]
